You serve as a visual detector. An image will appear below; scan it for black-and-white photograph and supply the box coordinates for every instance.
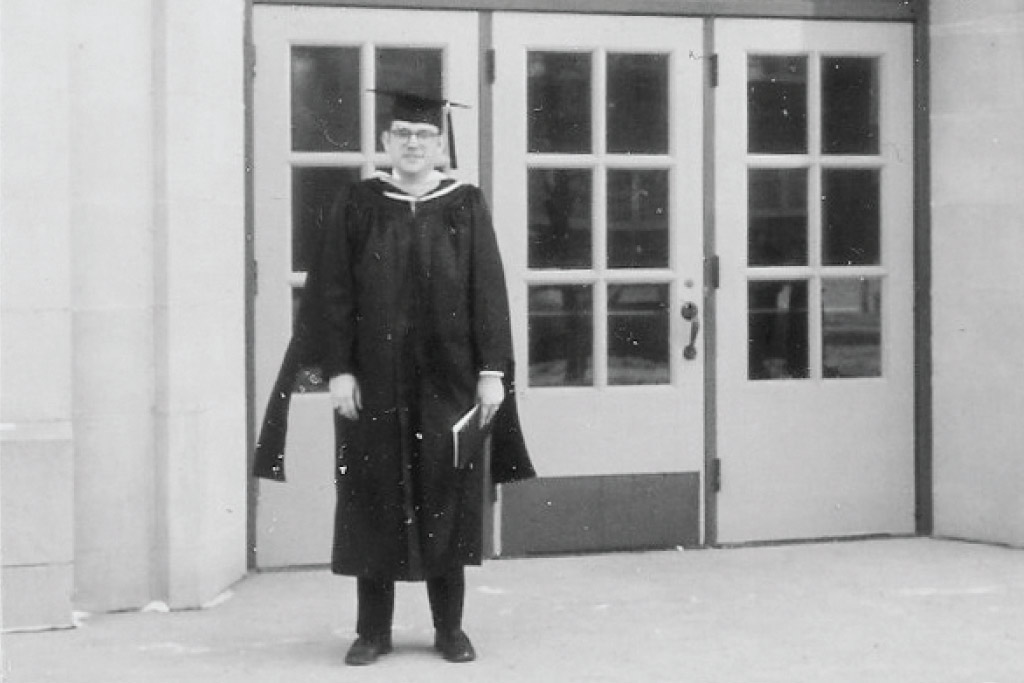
[2,1,1023,681]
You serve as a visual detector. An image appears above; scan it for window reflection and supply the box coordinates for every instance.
[748,168,808,266]
[823,278,881,378]
[822,169,880,266]
[292,167,363,273]
[607,170,669,269]
[822,57,879,155]
[528,52,592,153]
[291,47,361,152]
[528,169,592,269]
[607,53,669,154]
[608,284,670,385]
[748,280,809,380]
[528,285,593,387]
[748,56,807,154]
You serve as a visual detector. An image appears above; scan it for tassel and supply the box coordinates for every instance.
[446,105,458,170]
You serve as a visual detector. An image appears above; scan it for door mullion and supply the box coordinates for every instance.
[594,164,609,389]
[594,47,608,158]
[593,47,609,389]
[808,51,823,380]
[594,269,609,389]
[361,42,376,176]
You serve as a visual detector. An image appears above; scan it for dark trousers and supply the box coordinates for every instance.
[356,568,466,638]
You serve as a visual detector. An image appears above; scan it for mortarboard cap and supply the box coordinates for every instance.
[372,89,468,169]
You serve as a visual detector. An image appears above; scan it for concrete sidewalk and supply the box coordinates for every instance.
[4,538,1024,683]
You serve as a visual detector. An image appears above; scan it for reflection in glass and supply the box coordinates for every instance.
[374,48,444,149]
[528,52,592,153]
[748,56,807,154]
[822,57,879,155]
[292,167,363,273]
[529,285,593,387]
[607,170,669,269]
[822,169,880,266]
[608,284,670,385]
[291,288,328,393]
[748,168,808,266]
[607,53,669,154]
[823,278,882,378]
[291,47,361,152]
[748,280,809,380]
[528,169,592,269]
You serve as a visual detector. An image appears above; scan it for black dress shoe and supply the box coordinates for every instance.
[434,629,476,663]
[344,634,393,666]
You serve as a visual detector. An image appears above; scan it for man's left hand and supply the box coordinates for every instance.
[476,375,505,427]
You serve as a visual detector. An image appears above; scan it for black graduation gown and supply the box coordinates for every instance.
[253,174,535,581]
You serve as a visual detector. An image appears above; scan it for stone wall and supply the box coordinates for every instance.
[930,0,1024,546]
[1,0,248,629]
[1,0,76,630]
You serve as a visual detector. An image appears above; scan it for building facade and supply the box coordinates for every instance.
[2,0,1023,630]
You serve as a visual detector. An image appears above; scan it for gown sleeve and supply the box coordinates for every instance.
[319,188,359,379]
[468,187,514,374]
[466,186,536,483]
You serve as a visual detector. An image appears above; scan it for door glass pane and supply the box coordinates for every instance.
[823,278,882,378]
[528,169,592,269]
[290,166,362,394]
[748,56,807,154]
[607,53,669,154]
[607,170,669,269]
[292,167,363,273]
[528,52,592,153]
[528,285,593,387]
[291,47,361,152]
[748,168,807,266]
[291,288,328,393]
[822,57,879,155]
[608,284,670,385]
[748,280,809,380]
[822,169,880,266]
[374,48,444,149]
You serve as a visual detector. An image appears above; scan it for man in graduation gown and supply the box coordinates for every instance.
[253,91,534,666]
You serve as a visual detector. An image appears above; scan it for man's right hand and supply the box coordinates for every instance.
[330,373,362,420]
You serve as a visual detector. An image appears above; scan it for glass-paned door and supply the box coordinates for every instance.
[492,15,706,494]
[714,20,915,543]
[252,5,479,567]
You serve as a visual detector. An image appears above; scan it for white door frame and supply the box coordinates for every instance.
[711,19,916,544]
[491,13,708,544]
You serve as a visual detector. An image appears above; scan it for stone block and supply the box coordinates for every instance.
[72,414,154,613]
[1,564,73,632]
[0,309,72,424]
[0,436,74,566]
[72,309,154,416]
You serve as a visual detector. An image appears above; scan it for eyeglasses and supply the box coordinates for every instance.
[389,127,441,143]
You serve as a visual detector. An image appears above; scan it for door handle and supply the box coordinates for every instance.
[680,301,700,360]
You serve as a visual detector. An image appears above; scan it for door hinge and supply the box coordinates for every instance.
[706,254,720,290]
[485,48,496,85]
[710,458,722,493]
[708,53,719,88]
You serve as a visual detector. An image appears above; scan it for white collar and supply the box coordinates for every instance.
[373,170,464,204]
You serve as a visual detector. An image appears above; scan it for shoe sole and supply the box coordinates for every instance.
[345,644,393,666]
[434,642,476,663]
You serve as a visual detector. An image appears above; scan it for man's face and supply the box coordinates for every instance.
[382,121,443,178]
